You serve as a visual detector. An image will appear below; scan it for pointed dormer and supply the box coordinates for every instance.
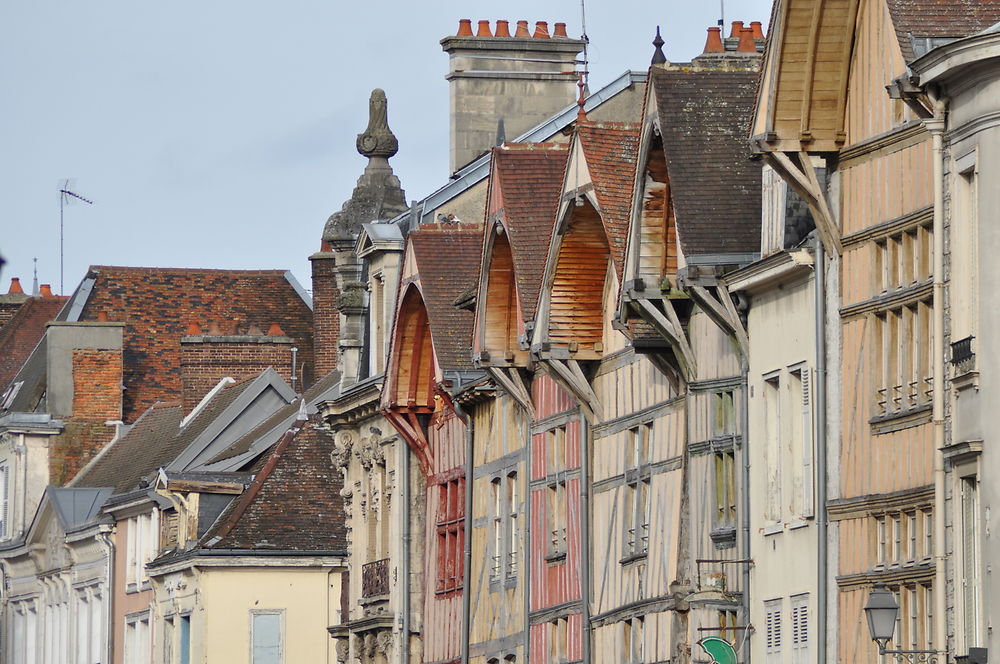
[310,90,409,383]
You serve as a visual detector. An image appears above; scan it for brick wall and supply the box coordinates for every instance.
[71,348,123,420]
[181,335,296,412]
[310,251,340,377]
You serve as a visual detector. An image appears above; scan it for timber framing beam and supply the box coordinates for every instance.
[631,298,696,381]
[766,151,843,256]
[486,366,535,419]
[545,358,603,423]
[687,285,749,360]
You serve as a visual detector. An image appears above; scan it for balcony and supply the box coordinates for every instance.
[362,558,390,598]
[951,336,975,375]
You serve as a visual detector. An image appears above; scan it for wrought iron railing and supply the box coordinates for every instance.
[951,336,975,374]
[362,557,390,598]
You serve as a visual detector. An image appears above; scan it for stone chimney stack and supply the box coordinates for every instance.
[441,19,586,174]
[310,89,408,382]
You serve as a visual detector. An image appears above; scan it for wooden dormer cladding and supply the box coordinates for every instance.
[389,285,435,412]
[543,198,610,361]
[478,227,525,366]
[637,133,678,283]
[752,0,861,152]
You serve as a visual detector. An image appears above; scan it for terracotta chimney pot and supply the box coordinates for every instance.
[737,26,757,52]
[704,26,724,52]
[729,20,745,39]
[208,321,223,336]
[246,323,265,336]
[750,21,765,39]
[39,284,53,298]
[495,20,511,37]
[477,20,492,37]
[515,20,530,37]
[8,277,23,294]
[457,19,473,37]
[267,322,286,336]
[553,22,568,38]
[186,321,202,335]
[533,21,550,38]
[96,310,109,322]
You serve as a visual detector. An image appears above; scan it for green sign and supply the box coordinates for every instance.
[696,636,738,664]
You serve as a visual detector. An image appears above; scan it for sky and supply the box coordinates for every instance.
[1,0,772,297]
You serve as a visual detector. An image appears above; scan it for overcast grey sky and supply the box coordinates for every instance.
[1,1,771,295]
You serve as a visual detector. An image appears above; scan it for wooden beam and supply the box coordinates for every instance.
[487,366,535,419]
[546,359,603,422]
[767,151,843,256]
[633,299,696,381]
[689,285,749,360]
[834,0,863,143]
[799,0,827,140]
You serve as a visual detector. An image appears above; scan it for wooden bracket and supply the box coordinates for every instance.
[688,285,749,361]
[487,366,536,419]
[545,359,603,423]
[767,151,842,256]
[633,298,696,381]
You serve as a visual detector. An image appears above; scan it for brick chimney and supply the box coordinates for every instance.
[441,19,586,173]
[180,325,297,412]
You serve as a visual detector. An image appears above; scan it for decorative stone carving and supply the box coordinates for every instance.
[332,430,355,470]
[337,281,367,312]
[335,637,350,663]
[356,89,399,159]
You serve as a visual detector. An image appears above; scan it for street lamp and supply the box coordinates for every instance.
[864,583,947,663]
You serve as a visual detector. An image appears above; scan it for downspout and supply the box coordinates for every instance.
[98,528,115,664]
[926,92,948,655]
[524,412,532,663]
[580,410,592,664]
[401,438,411,664]
[452,398,474,664]
[814,236,828,664]
[739,359,751,664]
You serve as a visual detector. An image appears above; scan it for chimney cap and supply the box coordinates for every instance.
[651,26,667,64]
[476,20,492,37]
[457,19,473,37]
[553,22,568,38]
[267,322,286,336]
[533,21,550,39]
[495,20,511,37]
[729,20,745,39]
[703,26,724,53]
[750,21,765,39]
[515,20,530,37]
[39,284,53,298]
[8,277,24,295]
[186,321,202,335]
[736,26,757,52]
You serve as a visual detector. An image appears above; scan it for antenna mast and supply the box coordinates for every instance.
[58,181,93,295]
[580,0,589,89]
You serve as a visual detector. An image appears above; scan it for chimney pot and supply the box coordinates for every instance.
[737,26,757,52]
[96,310,109,322]
[750,21,765,39]
[495,20,511,37]
[208,320,223,336]
[457,19,473,37]
[39,284,53,298]
[515,20,530,37]
[704,26,724,52]
[729,20,745,39]
[267,322,286,336]
[553,22,568,38]
[477,20,492,37]
[8,277,23,295]
[186,321,202,335]
[246,323,265,336]
[533,21,550,38]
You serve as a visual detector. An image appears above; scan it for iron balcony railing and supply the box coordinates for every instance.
[362,557,390,598]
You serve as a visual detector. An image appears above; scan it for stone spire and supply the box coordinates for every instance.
[323,89,408,243]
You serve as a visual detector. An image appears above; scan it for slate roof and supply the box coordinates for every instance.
[886,0,1000,60]
[489,143,569,322]
[66,266,313,422]
[409,226,484,371]
[0,296,68,391]
[200,410,346,552]
[576,122,641,279]
[49,487,114,531]
[652,68,762,257]
[73,402,184,493]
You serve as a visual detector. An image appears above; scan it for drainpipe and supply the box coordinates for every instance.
[814,236,828,664]
[452,398,474,664]
[580,410,592,664]
[97,528,115,664]
[401,438,411,664]
[926,92,948,656]
[739,359,751,664]
[524,412,532,663]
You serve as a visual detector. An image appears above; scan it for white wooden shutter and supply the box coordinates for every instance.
[801,370,814,518]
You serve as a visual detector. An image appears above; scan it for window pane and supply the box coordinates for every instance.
[252,613,281,664]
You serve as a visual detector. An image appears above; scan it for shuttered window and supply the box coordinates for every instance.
[791,594,809,664]
[961,476,981,647]
[0,461,9,539]
[765,599,782,663]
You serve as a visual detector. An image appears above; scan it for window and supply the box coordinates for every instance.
[436,477,465,592]
[125,612,151,664]
[884,584,934,653]
[713,390,736,438]
[875,224,932,294]
[714,449,737,529]
[251,612,282,664]
[873,508,930,567]
[960,476,981,648]
[0,461,9,539]
[126,510,160,590]
[545,426,569,562]
[163,616,175,664]
[765,599,782,663]
[549,617,568,664]
[951,157,978,343]
[623,616,645,664]
[623,424,651,558]
[490,472,519,585]
[10,600,38,664]
[764,376,781,521]
[718,609,739,645]
[791,595,809,664]
[874,299,932,416]
[789,368,814,518]
[179,615,191,664]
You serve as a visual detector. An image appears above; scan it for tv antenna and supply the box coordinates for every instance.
[58,179,93,295]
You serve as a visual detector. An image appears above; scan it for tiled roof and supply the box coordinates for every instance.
[652,68,762,257]
[489,144,569,323]
[71,266,313,422]
[886,0,1000,60]
[73,402,184,493]
[576,122,641,280]
[202,412,346,552]
[0,297,68,392]
[409,226,484,371]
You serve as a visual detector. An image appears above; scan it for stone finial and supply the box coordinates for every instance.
[356,89,399,160]
[651,26,667,65]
